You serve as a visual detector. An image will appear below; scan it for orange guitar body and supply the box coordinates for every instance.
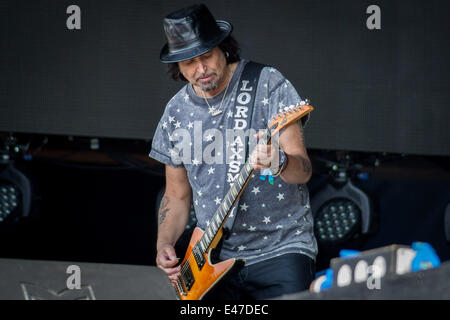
[177,227,241,300]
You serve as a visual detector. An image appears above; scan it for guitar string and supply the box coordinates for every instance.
[178,156,256,291]
[181,143,258,280]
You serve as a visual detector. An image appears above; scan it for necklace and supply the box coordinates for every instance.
[201,68,233,117]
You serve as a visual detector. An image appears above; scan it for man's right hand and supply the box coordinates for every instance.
[156,166,192,287]
[156,244,181,285]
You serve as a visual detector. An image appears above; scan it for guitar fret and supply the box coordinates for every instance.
[226,196,232,208]
[238,175,244,187]
[216,208,223,222]
[207,228,213,240]
[215,213,222,225]
[234,174,241,187]
[200,239,206,253]
[199,152,259,252]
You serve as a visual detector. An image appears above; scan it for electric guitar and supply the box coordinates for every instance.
[174,102,314,300]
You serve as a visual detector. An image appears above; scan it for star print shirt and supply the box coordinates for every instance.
[149,59,317,265]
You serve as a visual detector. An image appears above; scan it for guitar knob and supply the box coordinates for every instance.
[305,98,310,105]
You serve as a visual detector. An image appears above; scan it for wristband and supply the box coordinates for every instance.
[272,150,287,177]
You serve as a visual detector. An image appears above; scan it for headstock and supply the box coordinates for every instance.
[268,100,314,136]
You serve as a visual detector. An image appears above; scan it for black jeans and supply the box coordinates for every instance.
[204,253,315,300]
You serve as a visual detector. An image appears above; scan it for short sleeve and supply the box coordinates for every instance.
[149,109,185,168]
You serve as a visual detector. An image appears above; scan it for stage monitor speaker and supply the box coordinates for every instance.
[0,258,177,300]
[274,261,450,300]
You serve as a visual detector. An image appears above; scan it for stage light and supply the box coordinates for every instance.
[0,162,32,222]
[0,183,20,221]
[311,169,372,247]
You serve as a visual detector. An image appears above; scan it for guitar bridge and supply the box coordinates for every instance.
[193,245,205,270]
[175,278,186,297]
[181,262,195,291]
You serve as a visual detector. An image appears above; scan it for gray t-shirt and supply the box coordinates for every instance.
[149,59,317,265]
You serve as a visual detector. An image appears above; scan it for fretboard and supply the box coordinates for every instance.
[196,159,254,255]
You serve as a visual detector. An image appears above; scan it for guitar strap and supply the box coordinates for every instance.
[222,61,266,239]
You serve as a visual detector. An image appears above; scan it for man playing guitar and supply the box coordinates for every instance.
[150,4,317,300]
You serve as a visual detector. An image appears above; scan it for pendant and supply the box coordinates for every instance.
[208,106,222,116]
[211,109,222,116]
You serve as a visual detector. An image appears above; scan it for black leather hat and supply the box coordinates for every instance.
[160,4,233,63]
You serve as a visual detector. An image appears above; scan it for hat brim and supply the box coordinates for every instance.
[160,20,233,63]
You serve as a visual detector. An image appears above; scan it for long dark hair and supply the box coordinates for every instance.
[167,35,241,82]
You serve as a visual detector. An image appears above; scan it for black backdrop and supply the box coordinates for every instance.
[1,0,449,155]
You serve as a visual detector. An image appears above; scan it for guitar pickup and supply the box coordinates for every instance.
[180,263,195,291]
[175,278,187,297]
[193,245,206,270]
